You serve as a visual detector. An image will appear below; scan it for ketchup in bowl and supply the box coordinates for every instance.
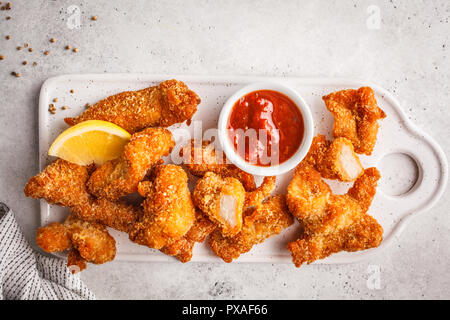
[227,90,304,166]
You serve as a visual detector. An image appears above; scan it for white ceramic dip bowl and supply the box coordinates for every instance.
[218,82,314,176]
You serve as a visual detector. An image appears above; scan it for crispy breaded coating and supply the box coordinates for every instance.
[323,87,386,155]
[64,79,201,133]
[286,164,383,267]
[209,195,294,263]
[24,159,90,207]
[36,215,116,271]
[244,176,276,209]
[66,215,116,264]
[181,139,256,191]
[193,172,246,237]
[70,199,140,233]
[287,208,383,267]
[160,210,216,262]
[67,249,87,273]
[129,165,196,249]
[183,210,217,243]
[286,163,332,231]
[347,167,380,213]
[36,222,71,252]
[24,159,139,232]
[87,127,175,201]
[305,135,363,182]
[160,237,194,263]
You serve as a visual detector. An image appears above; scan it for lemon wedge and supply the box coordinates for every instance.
[48,120,131,165]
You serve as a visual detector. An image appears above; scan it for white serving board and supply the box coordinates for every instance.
[38,74,448,264]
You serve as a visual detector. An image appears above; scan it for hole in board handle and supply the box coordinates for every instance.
[378,152,420,197]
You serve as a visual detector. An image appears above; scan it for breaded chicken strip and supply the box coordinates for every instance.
[323,87,386,155]
[129,165,196,249]
[36,215,116,272]
[193,172,246,237]
[209,195,294,263]
[181,139,256,191]
[71,198,140,233]
[305,135,363,182]
[87,127,175,201]
[65,79,201,133]
[286,164,383,267]
[160,210,216,262]
[24,159,139,232]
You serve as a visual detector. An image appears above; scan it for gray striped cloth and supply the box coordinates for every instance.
[0,202,95,300]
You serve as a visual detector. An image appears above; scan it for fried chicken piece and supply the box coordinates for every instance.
[346,167,380,213]
[160,238,194,263]
[36,222,71,252]
[87,127,175,201]
[70,198,140,233]
[160,210,216,262]
[286,164,383,267]
[193,173,276,238]
[323,87,386,155]
[305,135,363,182]
[36,215,116,272]
[286,163,332,231]
[244,176,276,209]
[287,206,383,267]
[209,195,294,263]
[193,172,246,237]
[64,79,201,133]
[24,159,90,207]
[129,165,196,249]
[181,139,256,191]
[24,159,139,232]
[67,249,87,273]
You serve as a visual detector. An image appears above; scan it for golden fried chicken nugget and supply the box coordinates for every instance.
[24,159,139,232]
[244,176,276,209]
[67,249,87,273]
[36,222,71,252]
[65,79,201,133]
[305,135,363,182]
[129,165,196,249]
[286,164,383,267]
[160,210,216,262]
[87,127,175,201]
[193,172,246,237]
[70,199,140,233]
[181,139,256,191]
[287,208,383,267]
[36,215,116,272]
[286,163,332,231]
[209,195,294,263]
[323,87,386,155]
[347,167,380,213]
[24,159,90,207]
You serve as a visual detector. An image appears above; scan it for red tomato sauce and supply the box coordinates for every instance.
[227,90,304,166]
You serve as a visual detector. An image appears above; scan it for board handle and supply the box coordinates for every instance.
[375,132,447,219]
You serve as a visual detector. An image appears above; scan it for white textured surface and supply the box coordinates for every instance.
[0,0,449,299]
